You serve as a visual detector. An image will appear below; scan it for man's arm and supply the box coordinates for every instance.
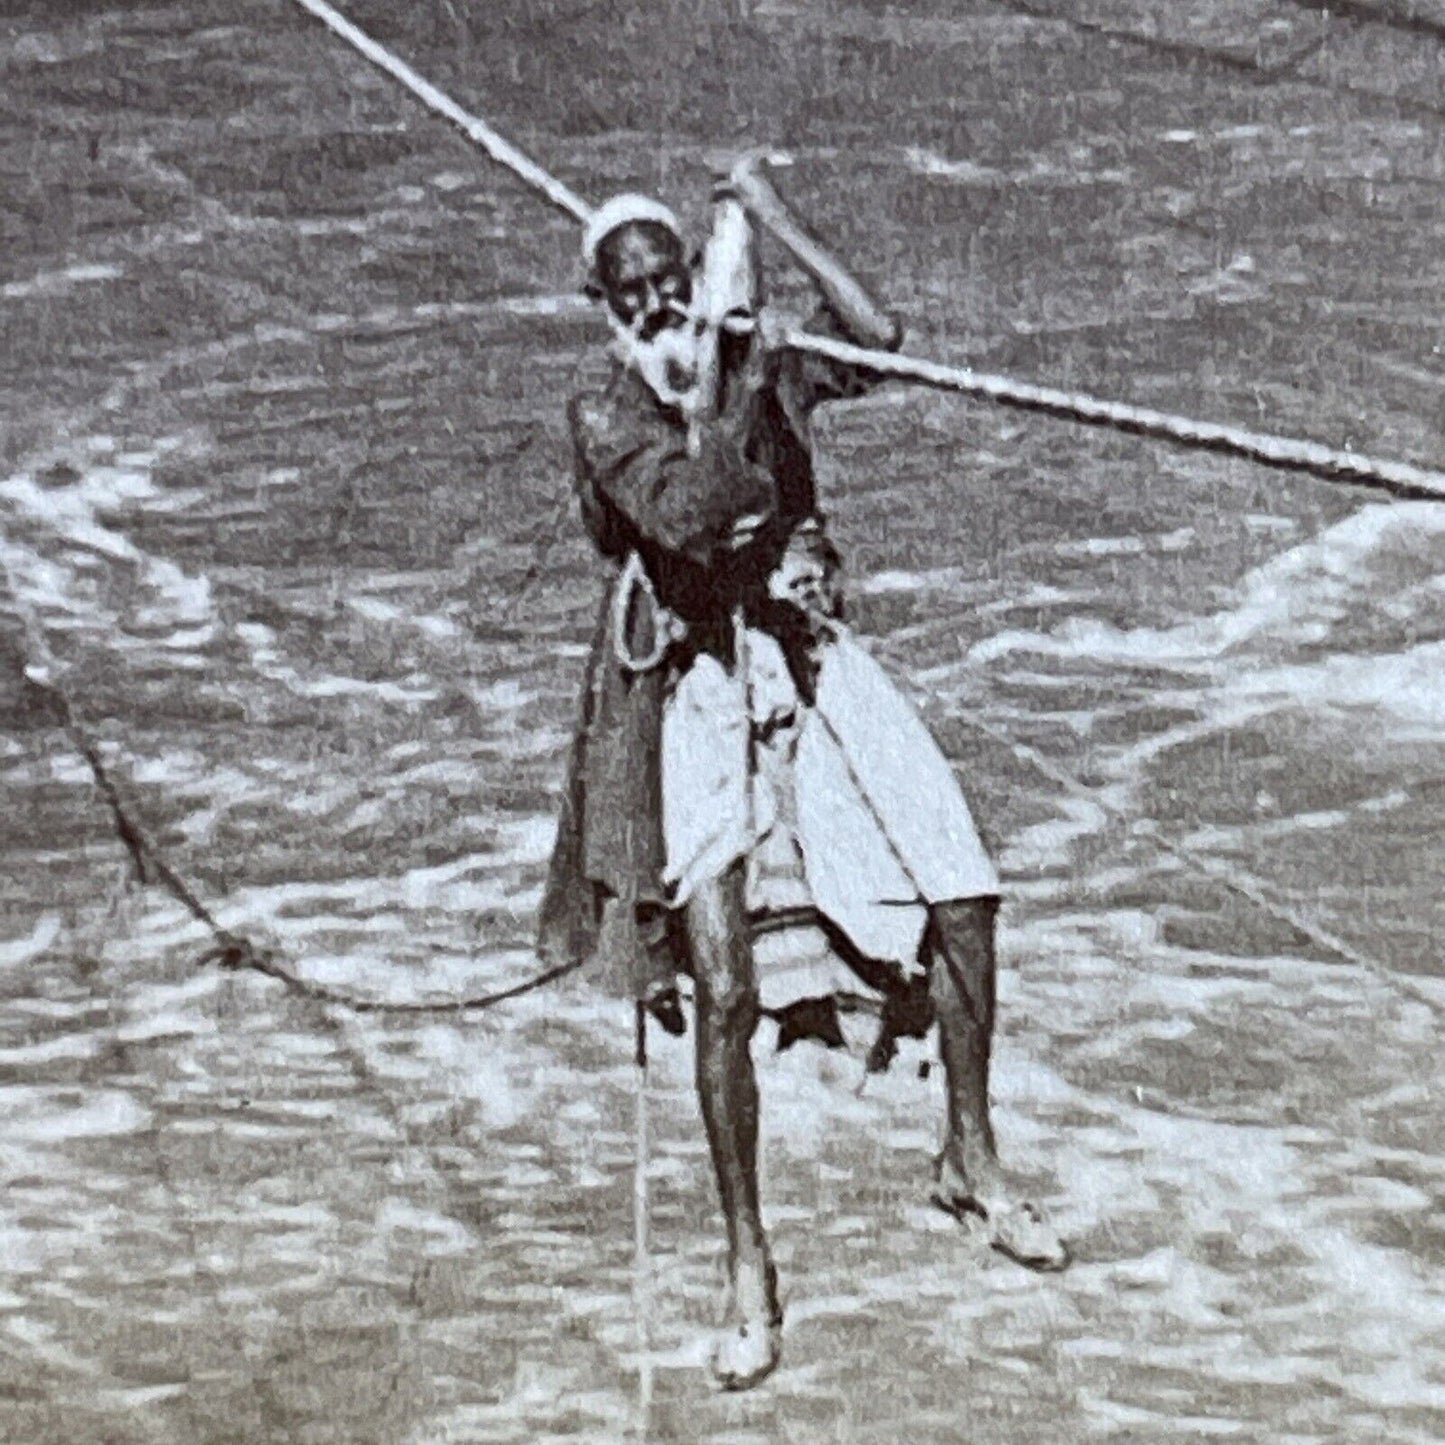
[727,155,901,353]
[571,393,776,568]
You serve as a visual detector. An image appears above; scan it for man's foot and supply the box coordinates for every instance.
[711,1259,783,1391]
[932,1155,1070,1273]
[711,1314,783,1392]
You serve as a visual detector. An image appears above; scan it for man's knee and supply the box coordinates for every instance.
[930,895,999,945]
[695,948,759,1032]
[685,865,759,1031]
[701,969,760,1033]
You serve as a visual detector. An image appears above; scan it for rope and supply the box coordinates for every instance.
[200,938,584,1014]
[291,0,592,223]
[785,329,1445,501]
[2,562,579,1015]
[68,682,584,1012]
[288,0,1445,501]
[631,1001,654,1440]
[951,706,1445,1015]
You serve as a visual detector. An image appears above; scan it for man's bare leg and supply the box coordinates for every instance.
[927,897,1069,1271]
[684,859,782,1388]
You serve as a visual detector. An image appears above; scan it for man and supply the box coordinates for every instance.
[538,157,1067,1391]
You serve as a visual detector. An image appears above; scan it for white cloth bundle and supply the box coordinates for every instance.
[661,627,999,973]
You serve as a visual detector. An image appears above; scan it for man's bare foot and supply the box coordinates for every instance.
[712,1315,782,1391]
[712,1259,783,1391]
[932,1154,1070,1273]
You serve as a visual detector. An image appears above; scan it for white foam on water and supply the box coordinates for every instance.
[153,623,217,651]
[390,757,483,790]
[0,1033,102,1068]
[0,453,219,681]
[967,502,1445,857]
[1056,526,1197,560]
[3,473,151,560]
[1223,639,1445,734]
[276,782,362,821]
[1243,512,1298,534]
[125,748,208,787]
[98,905,211,964]
[4,1313,103,1377]
[1106,1246,1237,1329]
[1345,1174,1431,1212]
[375,1199,474,1255]
[998,793,1119,876]
[1082,1396,1247,1435]
[347,595,403,624]
[900,146,1003,184]
[114,972,223,1043]
[901,145,1132,190]
[83,1384,190,1411]
[974,501,1445,674]
[1294,1223,1445,1412]
[169,771,263,842]
[414,612,461,639]
[1017,1004,1445,1413]
[201,853,537,957]
[235,621,439,705]
[396,854,510,907]
[0,1210,48,1274]
[856,564,974,595]
[493,291,592,318]
[466,677,542,713]
[0,913,62,970]
[489,813,559,865]
[0,1087,151,1143]
[405,1025,526,1131]
[2,262,124,300]
[268,910,413,942]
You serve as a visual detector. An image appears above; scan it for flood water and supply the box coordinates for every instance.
[2,1,1445,1441]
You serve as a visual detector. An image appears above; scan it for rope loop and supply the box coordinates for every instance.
[611,551,684,674]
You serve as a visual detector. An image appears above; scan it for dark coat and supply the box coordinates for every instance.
[535,315,884,996]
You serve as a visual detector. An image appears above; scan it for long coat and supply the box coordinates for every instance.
[536,313,881,997]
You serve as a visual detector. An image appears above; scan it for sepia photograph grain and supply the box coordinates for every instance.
[3,2,1444,1441]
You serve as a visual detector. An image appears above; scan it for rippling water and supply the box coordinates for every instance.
[3,2,1444,1441]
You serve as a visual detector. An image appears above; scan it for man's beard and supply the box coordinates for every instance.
[611,305,704,411]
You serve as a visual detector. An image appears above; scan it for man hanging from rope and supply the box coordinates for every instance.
[538,153,1068,1392]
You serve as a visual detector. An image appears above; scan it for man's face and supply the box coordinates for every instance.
[596,222,693,341]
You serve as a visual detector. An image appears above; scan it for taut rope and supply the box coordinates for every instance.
[289,0,1445,501]
[292,0,591,222]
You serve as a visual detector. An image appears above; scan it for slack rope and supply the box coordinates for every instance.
[2,546,582,1015]
[289,0,1445,501]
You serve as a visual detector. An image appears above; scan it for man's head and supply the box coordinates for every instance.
[583,195,693,340]
[583,195,703,406]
